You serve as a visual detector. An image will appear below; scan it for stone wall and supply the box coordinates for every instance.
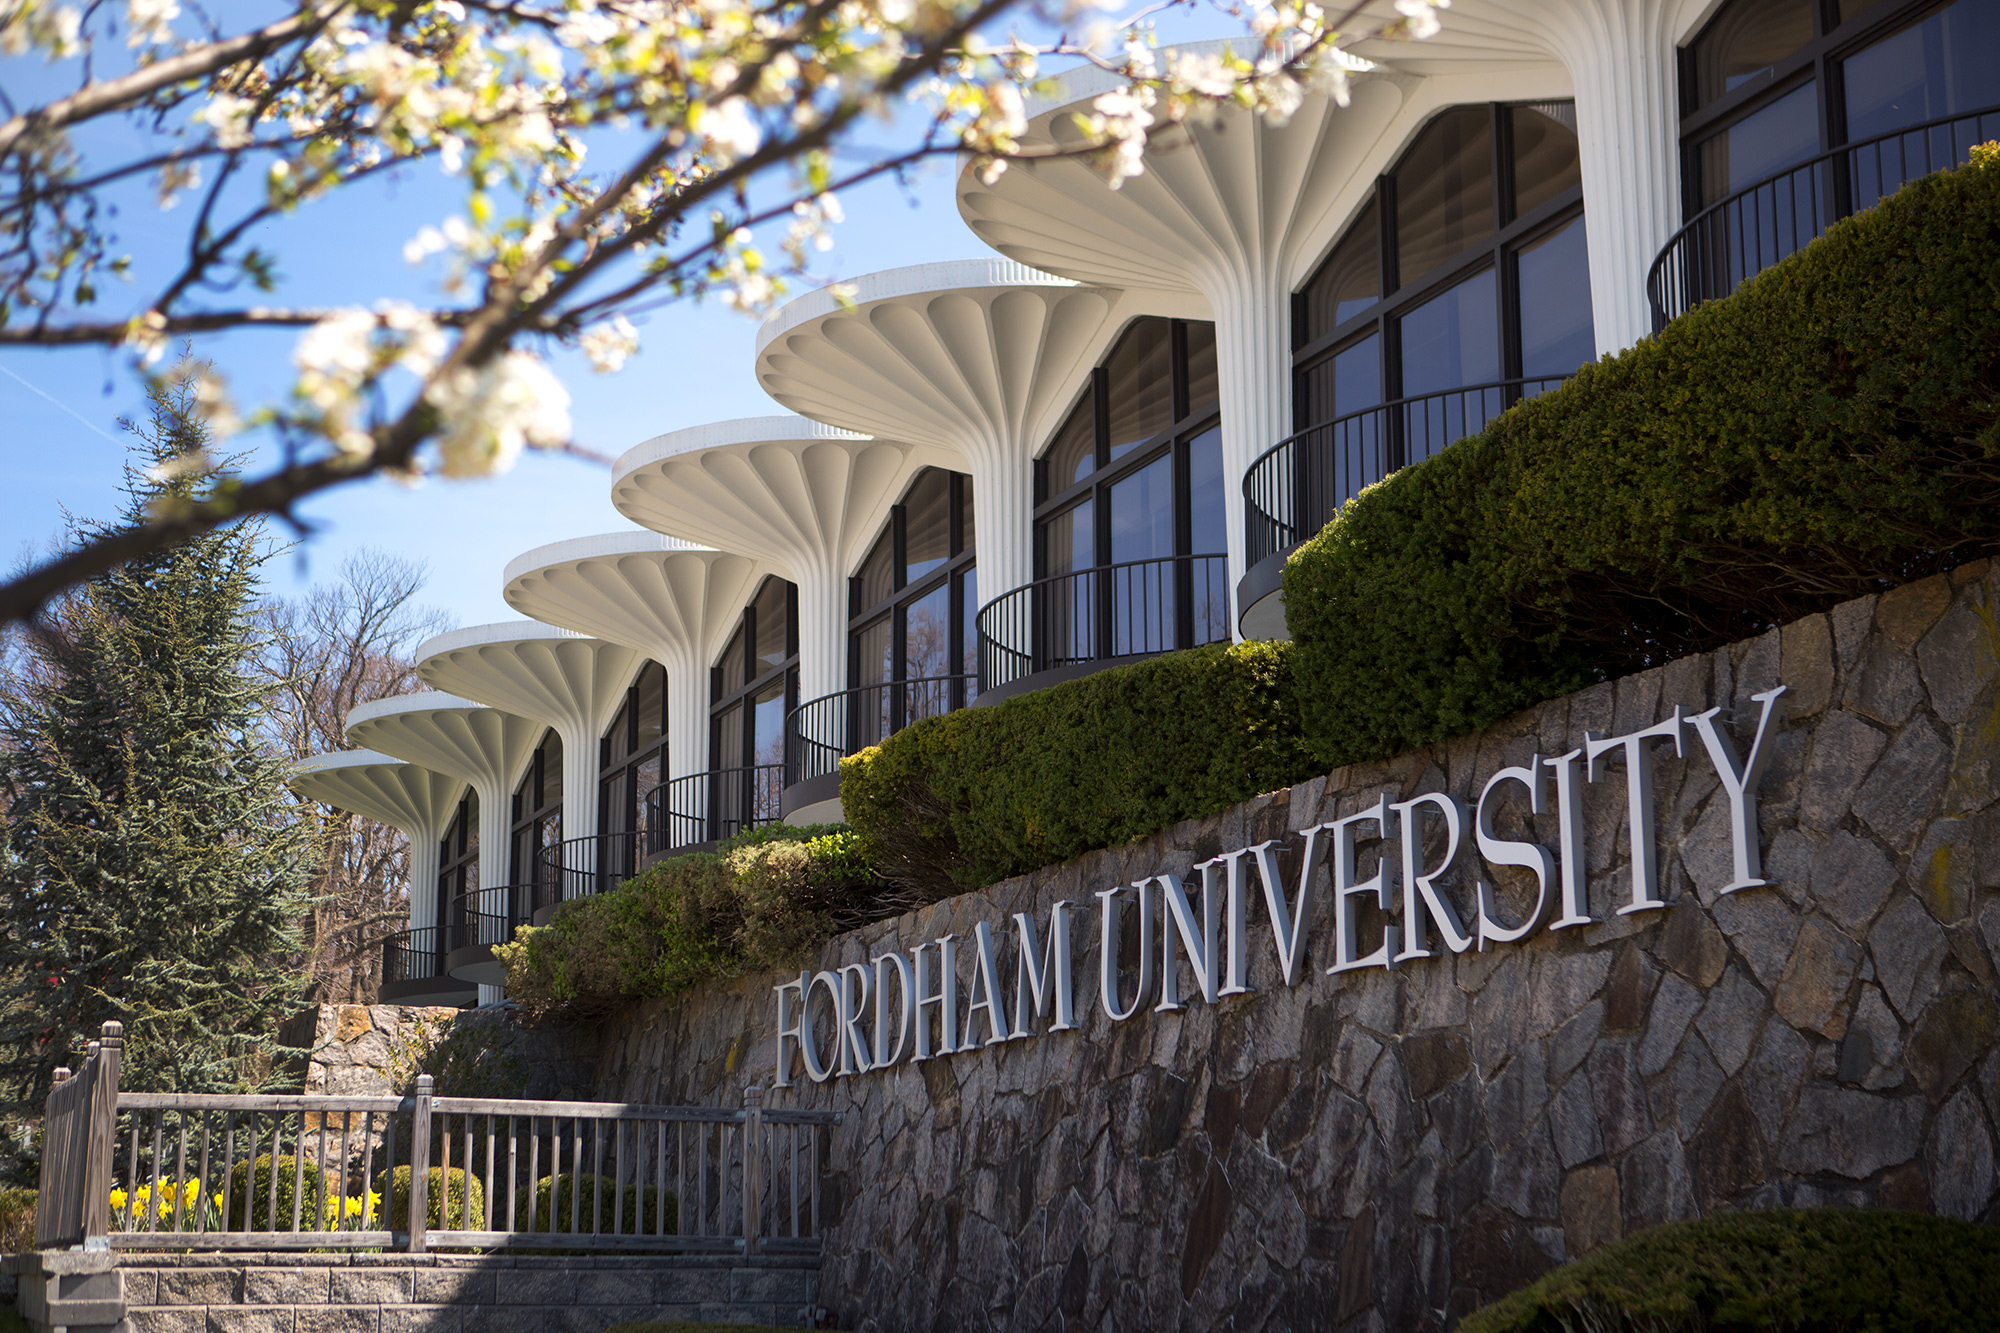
[289,1002,594,1101]
[573,565,2000,1332]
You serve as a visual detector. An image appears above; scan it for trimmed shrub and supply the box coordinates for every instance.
[1460,1210,2000,1332]
[223,1154,334,1231]
[512,1172,676,1236]
[371,1164,486,1231]
[841,639,1312,893]
[497,824,884,1020]
[1286,143,2000,767]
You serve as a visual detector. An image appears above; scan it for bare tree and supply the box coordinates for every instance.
[261,551,452,1003]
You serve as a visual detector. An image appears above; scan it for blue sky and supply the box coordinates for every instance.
[0,3,1243,629]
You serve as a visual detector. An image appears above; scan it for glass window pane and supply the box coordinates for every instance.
[1043,498,1094,575]
[1187,427,1227,557]
[540,733,563,809]
[958,473,975,551]
[1105,318,1174,458]
[853,616,891,689]
[1109,452,1175,566]
[1842,0,2000,141]
[603,702,630,767]
[902,470,951,585]
[1398,268,1500,398]
[855,530,893,614]
[713,701,743,769]
[958,566,979,691]
[1692,0,1816,108]
[1183,321,1218,412]
[1696,80,1820,207]
[636,663,664,751]
[1516,215,1595,380]
[463,790,478,855]
[1510,102,1581,217]
[1394,107,1495,282]
[753,578,790,676]
[718,625,747,698]
[1043,394,1097,492]
[904,582,951,680]
[1299,333,1383,429]
[751,682,786,768]
[1302,197,1380,341]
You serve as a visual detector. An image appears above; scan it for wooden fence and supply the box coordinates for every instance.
[34,1022,837,1255]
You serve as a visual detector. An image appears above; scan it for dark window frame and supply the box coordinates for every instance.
[596,660,668,838]
[1676,0,1975,217]
[1290,101,1587,440]
[709,576,800,773]
[437,793,478,932]
[846,468,978,710]
[508,729,563,914]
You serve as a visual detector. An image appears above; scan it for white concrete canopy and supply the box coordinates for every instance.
[289,750,466,935]
[610,417,957,707]
[501,531,770,782]
[753,262,1174,605]
[413,622,645,875]
[343,691,543,996]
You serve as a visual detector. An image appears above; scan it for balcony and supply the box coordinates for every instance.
[642,768,784,859]
[977,554,1231,701]
[530,832,643,924]
[781,675,973,820]
[1238,377,1568,639]
[379,927,477,1006]
[443,890,531,985]
[1649,104,2000,329]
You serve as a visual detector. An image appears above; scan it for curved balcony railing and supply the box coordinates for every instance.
[977,554,1231,694]
[534,831,643,913]
[382,927,449,985]
[784,675,975,787]
[644,766,785,853]
[1242,378,1569,566]
[1649,103,2000,329]
[443,890,529,954]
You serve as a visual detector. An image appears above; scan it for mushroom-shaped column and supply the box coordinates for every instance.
[610,418,955,708]
[344,692,543,994]
[956,57,1424,611]
[414,623,644,894]
[289,751,472,1006]
[501,532,768,787]
[752,262,1139,605]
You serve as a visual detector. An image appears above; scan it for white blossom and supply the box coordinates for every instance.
[697,97,762,164]
[124,0,175,47]
[579,315,639,373]
[426,351,571,477]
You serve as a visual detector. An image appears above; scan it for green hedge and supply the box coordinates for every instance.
[513,1172,676,1235]
[1286,142,2000,767]
[223,1154,333,1231]
[371,1165,485,1231]
[496,825,884,1020]
[1462,1210,2000,1333]
[841,640,1311,894]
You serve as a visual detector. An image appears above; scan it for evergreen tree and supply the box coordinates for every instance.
[0,363,311,1106]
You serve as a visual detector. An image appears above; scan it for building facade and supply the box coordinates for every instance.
[288,0,2000,1004]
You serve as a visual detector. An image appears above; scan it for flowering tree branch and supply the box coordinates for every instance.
[0,0,1449,626]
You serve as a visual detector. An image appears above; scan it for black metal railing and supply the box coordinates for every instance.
[784,675,974,787]
[443,890,530,955]
[1649,104,2000,328]
[976,554,1230,693]
[1242,376,1568,565]
[381,927,449,985]
[534,832,643,913]
[647,766,785,853]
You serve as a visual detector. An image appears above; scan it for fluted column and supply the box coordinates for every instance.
[1210,274,1294,612]
[962,444,1036,605]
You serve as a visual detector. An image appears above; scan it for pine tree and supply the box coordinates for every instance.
[0,363,311,1105]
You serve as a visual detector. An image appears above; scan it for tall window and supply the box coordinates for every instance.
[598,661,667,854]
[1681,0,2000,214]
[437,792,477,932]
[1028,317,1228,664]
[848,468,978,736]
[511,730,562,913]
[705,577,796,836]
[1292,101,1593,499]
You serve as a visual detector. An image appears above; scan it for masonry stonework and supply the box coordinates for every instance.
[572,564,2000,1332]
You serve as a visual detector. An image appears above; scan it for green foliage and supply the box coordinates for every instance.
[512,1173,676,1236]
[840,640,1313,894]
[1460,1210,2000,1333]
[496,824,882,1019]
[0,1186,34,1252]
[0,362,311,1106]
[371,1164,486,1231]
[222,1154,334,1231]
[1286,144,2000,767]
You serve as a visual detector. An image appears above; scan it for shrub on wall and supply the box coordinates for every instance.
[372,1164,486,1231]
[496,825,885,1020]
[1286,143,2000,766]
[1460,1210,2000,1333]
[840,640,1313,894]
[515,1172,676,1236]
